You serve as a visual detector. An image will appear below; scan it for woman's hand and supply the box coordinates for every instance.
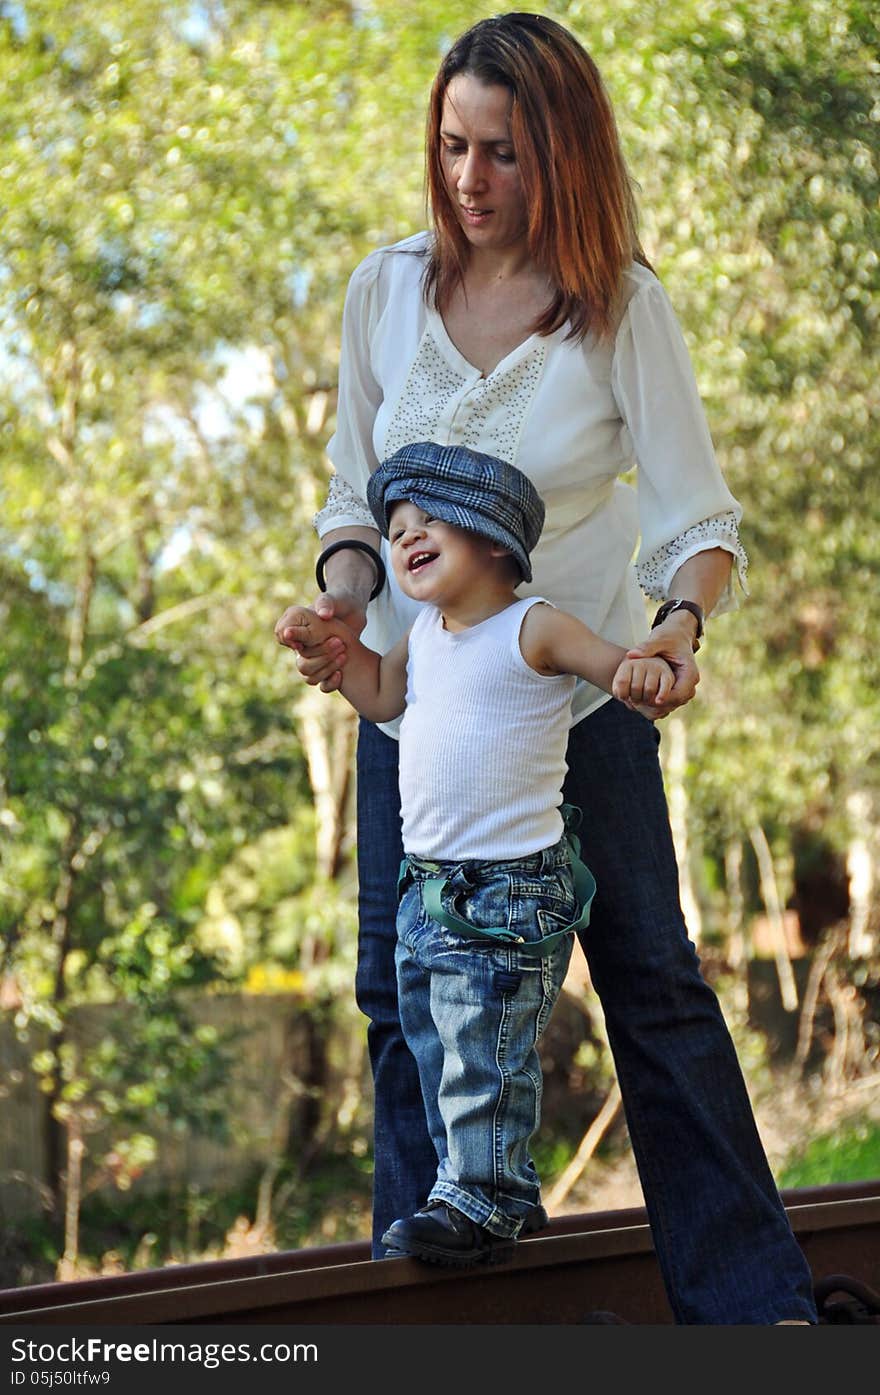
[274,589,367,694]
[621,621,701,719]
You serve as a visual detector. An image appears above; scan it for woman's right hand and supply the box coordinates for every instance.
[622,624,700,718]
[274,590,367,693]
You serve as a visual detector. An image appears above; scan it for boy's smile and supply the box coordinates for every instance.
[406,546,440,575]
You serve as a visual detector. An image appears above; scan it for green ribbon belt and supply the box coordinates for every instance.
[398,804,596,960]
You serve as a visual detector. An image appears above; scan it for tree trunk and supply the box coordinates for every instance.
[748,823,799,1012]
[724,838,749,1015]
[57,1114,85,1281]
[46,340,92,1213]
[544,1083,623,1212]
[64,548,97,687]
[44,839,76,1216]
[296,686,357,883]
[663,715,703,944]
[135,528,156,625]
[846,791,876,958]
[794,925,841,1070]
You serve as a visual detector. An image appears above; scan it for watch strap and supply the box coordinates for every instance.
[651,598,703,652]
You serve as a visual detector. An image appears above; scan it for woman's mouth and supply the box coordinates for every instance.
[460,205,492,226]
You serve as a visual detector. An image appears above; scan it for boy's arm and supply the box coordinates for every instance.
[279,608,408,723]
[520,604,626,691]
[519,604,674,708]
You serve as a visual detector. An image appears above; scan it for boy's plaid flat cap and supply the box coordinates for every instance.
[367,441,545,583]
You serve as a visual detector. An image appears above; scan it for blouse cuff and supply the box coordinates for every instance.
[313,473,375,537]
[637,510,749,617]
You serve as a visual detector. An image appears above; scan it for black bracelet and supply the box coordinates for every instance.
[315,539,386,602]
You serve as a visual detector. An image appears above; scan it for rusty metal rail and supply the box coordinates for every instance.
[1,1181,878,1325]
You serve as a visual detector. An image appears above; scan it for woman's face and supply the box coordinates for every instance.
[439,74,528,258]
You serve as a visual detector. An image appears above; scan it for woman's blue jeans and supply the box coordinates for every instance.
[355,702,817,1323]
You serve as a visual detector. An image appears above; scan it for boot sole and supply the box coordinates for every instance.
[383,1204,546,1255]
[384,1240,516,1268]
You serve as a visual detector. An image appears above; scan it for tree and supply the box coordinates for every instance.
[1,0,877,1272]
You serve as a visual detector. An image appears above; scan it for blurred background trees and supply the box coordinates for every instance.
[0,0,877,1285]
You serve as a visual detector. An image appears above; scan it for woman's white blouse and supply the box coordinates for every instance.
[315,231,747,732]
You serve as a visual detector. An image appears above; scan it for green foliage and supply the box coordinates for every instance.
[577,0,880,852]
[0,0,877,1267]
[779,1116,880,1188]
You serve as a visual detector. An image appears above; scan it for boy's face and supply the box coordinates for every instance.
[387,499,511,604]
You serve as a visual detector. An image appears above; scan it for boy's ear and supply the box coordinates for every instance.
[488,542,521,582]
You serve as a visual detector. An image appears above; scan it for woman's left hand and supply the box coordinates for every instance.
[621,625,700,719]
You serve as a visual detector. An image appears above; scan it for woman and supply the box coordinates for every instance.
[276,13,816,1324]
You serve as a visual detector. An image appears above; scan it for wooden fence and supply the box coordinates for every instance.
[0,992,368,1221]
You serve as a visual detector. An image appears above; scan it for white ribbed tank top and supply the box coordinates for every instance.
[398,598,576,860]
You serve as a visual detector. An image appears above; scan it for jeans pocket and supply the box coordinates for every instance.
[518,871,576,940]
[441,873,510,935]
[535,905,574,937]
[533,908,575,996]
[397,884,436,955]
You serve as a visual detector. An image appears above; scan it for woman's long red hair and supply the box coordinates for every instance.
[423,12,650,342]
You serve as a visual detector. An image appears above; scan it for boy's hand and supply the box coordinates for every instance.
[274,604,353,692]
[623,624,700,713]
[612,655,675,716]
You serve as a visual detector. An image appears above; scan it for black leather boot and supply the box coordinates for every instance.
[381,1201,517,1267]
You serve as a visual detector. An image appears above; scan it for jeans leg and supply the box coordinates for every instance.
[563,700,816,1325]
[354,719,437,1256]
[394,886,450,1172]
[396,866,572,1238]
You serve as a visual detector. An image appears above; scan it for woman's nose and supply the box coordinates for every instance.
[457,148,486,194]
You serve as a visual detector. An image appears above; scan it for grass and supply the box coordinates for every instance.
[777,1115,880,1189]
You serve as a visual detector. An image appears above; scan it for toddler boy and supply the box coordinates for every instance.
[281,441,673,1266]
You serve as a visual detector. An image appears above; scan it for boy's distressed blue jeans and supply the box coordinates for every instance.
[395,839,576,1238]
[355,702,817,1323]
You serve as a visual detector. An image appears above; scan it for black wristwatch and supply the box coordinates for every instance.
[651,598,704,652]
